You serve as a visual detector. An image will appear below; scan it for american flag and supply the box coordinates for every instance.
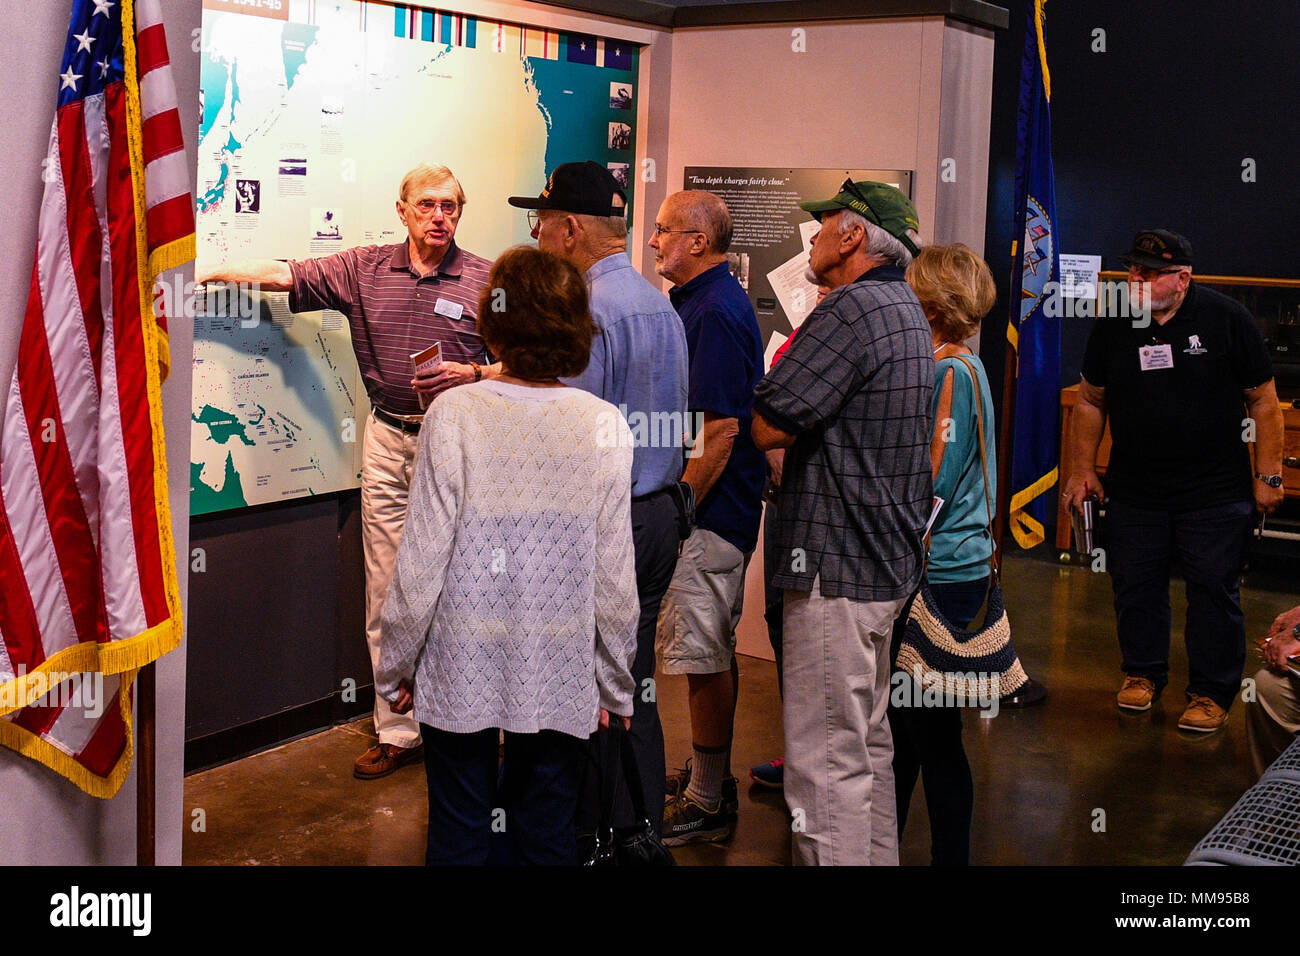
[0,0,191,798]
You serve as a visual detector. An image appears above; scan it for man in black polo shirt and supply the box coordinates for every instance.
[752,180,932,865]
[1064,229,1284,733]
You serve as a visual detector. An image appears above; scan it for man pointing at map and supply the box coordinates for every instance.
[198,163,496,779]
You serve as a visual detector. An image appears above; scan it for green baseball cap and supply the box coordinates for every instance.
[799,178,921,256]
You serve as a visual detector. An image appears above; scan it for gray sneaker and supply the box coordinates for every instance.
[662,792,735,846]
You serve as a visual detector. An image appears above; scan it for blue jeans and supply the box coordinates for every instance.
[1104,499,1255,710]
[421,725,582,866]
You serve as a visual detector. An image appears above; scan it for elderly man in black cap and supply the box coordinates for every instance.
[751,179,933,865]
[1064,229,1284,733]
[508,162,689,835]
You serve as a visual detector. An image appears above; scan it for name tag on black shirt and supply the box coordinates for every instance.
[1138,344,1173,371]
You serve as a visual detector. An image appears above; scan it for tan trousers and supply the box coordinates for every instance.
[1247,666,1300,779]
[361,412,422,748]
[782,577,906,866]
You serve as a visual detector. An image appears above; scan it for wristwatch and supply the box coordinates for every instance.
[1255,472,1283,488]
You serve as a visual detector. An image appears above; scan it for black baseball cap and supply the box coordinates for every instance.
[1121,229,1193,270]
[507,161,626,217]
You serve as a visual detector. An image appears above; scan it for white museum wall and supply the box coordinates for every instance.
[936,19,996,355]
[934,20,996,250]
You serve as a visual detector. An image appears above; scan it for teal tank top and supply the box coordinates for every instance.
[928,355,997,584]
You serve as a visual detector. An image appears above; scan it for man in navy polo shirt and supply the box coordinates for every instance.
[1064,229,1285,734]
[648,190,766,845]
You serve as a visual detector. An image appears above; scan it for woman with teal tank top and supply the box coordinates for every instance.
[890,244,1000,866]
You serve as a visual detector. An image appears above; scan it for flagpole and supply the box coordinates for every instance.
[136,663,156,866]
[994,324,1017,563]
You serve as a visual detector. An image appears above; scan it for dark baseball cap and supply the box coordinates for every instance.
[799,179,921,255]
[1121,229,1193,269]
[507,161,627,217]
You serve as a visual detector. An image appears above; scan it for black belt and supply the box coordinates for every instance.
[373,406,423,435]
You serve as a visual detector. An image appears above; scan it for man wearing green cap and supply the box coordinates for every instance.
[752,179,933,866]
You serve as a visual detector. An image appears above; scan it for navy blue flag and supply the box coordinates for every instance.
[602,39,633,71]
[1007,0,1062,549]
[565,32,598,65]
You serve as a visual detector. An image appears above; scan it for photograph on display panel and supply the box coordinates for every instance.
[193,0,640,515]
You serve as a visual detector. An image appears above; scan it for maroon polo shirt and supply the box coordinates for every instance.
[288,240,492,416]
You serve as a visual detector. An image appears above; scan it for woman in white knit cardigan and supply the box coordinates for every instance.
[376,246,639,865]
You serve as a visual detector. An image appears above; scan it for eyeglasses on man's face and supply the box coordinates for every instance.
[651,223,702,238]
[406,198,460,217]
[1126,263,1185,280]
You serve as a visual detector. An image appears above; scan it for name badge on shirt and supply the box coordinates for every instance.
[1138,344,1174,371]
[434,297,465,321]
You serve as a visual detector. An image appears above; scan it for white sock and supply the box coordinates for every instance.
[685,746,727,809]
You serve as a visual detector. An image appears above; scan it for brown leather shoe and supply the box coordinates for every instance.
[1116,676,1157,711]
[354,742,424,779]
[1178,695,1227,733]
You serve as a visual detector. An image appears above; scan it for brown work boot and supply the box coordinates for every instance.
[1116,676,1157,711]
[1178,695,1228,733]
[354,742,424,780]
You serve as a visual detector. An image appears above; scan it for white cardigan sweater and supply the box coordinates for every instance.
[376,380,639,738]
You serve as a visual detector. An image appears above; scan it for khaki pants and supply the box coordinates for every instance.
[782,578,906,866]
[1246,667,1300,779]
[361,413,422,748]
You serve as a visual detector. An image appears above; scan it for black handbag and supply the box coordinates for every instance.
[894,354,1030,703]
[581,723,675,867]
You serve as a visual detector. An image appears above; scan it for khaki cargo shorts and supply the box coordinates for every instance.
[655,526,751,675]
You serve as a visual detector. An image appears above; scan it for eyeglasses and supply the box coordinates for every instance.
[1126,263,1185,279]
[405,199,460,217]
[527,210,543,231]
[652,223,703,238]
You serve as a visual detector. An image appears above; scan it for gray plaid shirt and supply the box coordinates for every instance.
[753,265,933,601]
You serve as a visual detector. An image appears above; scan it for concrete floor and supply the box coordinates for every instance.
[183,551,1295,866]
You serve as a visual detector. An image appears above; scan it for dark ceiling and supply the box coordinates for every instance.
[536,0,1008,30]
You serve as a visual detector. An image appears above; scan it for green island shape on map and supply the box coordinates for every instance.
[190,453,248,513]
[194,404,257,446]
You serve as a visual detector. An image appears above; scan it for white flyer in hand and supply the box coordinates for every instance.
[410,342,442,409]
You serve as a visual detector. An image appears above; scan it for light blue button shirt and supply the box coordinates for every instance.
[562,253,689,497]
